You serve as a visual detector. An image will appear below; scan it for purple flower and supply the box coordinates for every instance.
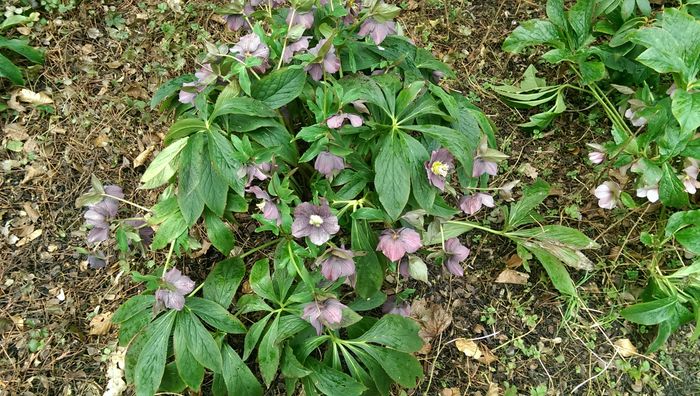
[683,159,699,194]
[459,193,495,215]
[636,185,659,203]
[318,247,356,281]
[305,39,340,81]
[286,9,315,29]
[125,219,154,246]
[444,238,469,277]
[667,84,677,97]
[397,257,410,279]
[178,82,199,105]
[625,108,647,127]
[594,181,621,209]
[424,148,454,191]
[84,185,123,244]
[241,161,275,186]
[382,295,410,317]
[155,268,196,311]
[225,3,253,31]
[358,17,396,45]
[291,200,340,245]
[377,228,422,262]
[88,252,107,269]
[587,143,606,165]
[247,186,281,224]
[472,136,507,178]
[231,33,270,73]
[432,70,445,84]
[326,113,363,128]
[352,100,370,114]
[302,298,346,335]
[194,63,217,85]
[314,151,345,179]
[282,36,310,64]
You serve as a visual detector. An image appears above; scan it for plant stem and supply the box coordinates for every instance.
[445,220,505,236]
[239,238,282,259]
[102,194,151,212]
[162,242,176,276]
[276,8,296,70]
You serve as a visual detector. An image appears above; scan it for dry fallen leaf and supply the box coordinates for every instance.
[133,145,154,168]
[3,123,29,141]
[504,254,523,269]
[614,338,637,357]
[495,269,529,285]
[485,382,500,396]
[455,338,481,359]
[21,163,47,184]
[18,89,53,105]
[23,202,40,223]
[519,163,539,179]
[411,300,452,342]
[89,312,113,336]
[93,134,111,148]
[440,388,460,396]
[477,344,498,365]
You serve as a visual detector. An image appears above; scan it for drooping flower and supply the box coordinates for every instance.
[241,161,275,186]
[326,113,363,129]
[314,151,345,179]
[155,268,195,311]
[472,136,507,178]
[625,108,647,127]
[305,39,341,81]
[88,252,107,269]
[84,185,123,244]
[587,143,606,165]
[352,100,370,114]
[282,36,311,64]
[291,200,340,245]
[231,33,270,73]
[286,9,315,29]
[459,193,495,215]
[178,82,200,105]
[125,219,154,246]
[358,17,396,45]
[194,63,217,85]
[382,295,410,317]
[302,298,346,335]
[376,228,422,262]
[444,238,469,277]
[318,247,356,281]
[247,186,281,224]
[432,70,445,84]
[424,148,454,191]
[225,3,254,31]
[594,181,621,209]
[683,159,700,194]
[667,84,677,97]
[636,185,659,203]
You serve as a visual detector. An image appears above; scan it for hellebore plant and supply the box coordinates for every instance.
[99,1,601,395]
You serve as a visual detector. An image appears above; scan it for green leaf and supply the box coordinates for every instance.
[676,227,700,255]
[567,0,595,47]
[508,225,599,250]
[351,219,384,298]
[672,89,700,134]
[404,135,435,210]
[665,209,700,236]
[506,179,550,230]
[112,295,155,323]
[186,297,246,334]
[150,75,196,109]
[0,37,44,64]
[140,137,189,189]
[250,259,277,302]
[244,313,272,360]
[354,315,423,353]
[546,0,568,31]
[163,118,206,146]
[0,52,24,85]
[621,296,678,325]
[258,316,281,386]
[647,302,694,353]
[358,345,423,388]
[118,309,152,346]
[177,133,206,226]
[578,60,606,84]
[210,96,277,121]
[177,310,223,373]
[207,130,245,196]
[173,325,205,391]
[204,209,235,255]
[305,358,367,396]
[252,67,306,109]
[281,344,312,379]
[659,162,689,208]
[526,245,577,297]
[502,19,562,53]
[159,362,188,393]
[203,257,245,308]
[220,343,263,395]
[375,134,411,220]
[134,311,176,396]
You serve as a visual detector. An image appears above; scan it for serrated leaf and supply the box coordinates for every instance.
[252,67,306,109]
[186,297,246,334]
[203,257,245,307]
[134,312,176,396]
[140,136,189,189]
[354,315,423,353]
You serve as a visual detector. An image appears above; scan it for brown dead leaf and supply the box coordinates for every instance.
[16,229,42,247]
[519,163,539,179]
[133,145,154,168]
[89,312,112,336]
[18,89,53,105]
[3,123,29,141]
[495,269,529,285]
[477,344,498,365]
[93,134,111,148]
[7,91,25,112]
[455,338,481,359]
[504,254,523,269]
[411,300,452,342]
[21,163,47,184]
[440,388,460,396]
[486,382,500,396]
[23,202,40,222]
[614,338,637,357]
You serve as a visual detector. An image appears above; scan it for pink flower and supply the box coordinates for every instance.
[424,148,454,191]
[683,159,699,194]
[594,181,621,209]
[444,238,469,277]
[318,247,356,281]
[459,193,495,215]
[291,200,340,245]
[305,39,340,81]
[636,185,659,203]
[358,17,396,45]
[286,9,315,29]
[587,143,606,165]
[314,151,345,179]
[472,136,507,178]
[247,186,281,225]
[376,228,422,262]
[282,36,310,64]
[302,298,346,335]
[155,268,195,311]
[382,295,410,317]
[326,113,363,128]
[230,33,270,73]
[625,108,647,127]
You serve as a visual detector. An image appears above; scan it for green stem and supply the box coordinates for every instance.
[240,238,282,259]
[102,194,151,212]
[162,242,176,276]
[276,8,296,70]
[445,220,505,236]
